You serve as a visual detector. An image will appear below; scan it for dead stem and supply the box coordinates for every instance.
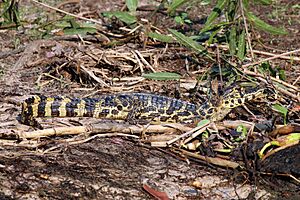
[239,0,254,60]
[80,65,109,87]
[175,148,240,169]
[17,123,192,139]
[243,69,300,102]
[217,44,300,61]
[166,120,211,146]
[31,0,103,27]
[135,50,156,72]
[242,49,300,68]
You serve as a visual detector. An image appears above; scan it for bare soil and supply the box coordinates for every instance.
[0,0,299,199]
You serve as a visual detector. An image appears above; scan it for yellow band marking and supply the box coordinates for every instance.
[44,97,55,117]
[31,96,42,117]
[74,100,86,116]
[58,97,71,117]
[93,101,103,118]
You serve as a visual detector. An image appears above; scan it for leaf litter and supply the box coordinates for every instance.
[0,0,299,199]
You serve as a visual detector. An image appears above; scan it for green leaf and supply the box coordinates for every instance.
[227,0,237,22]
[272,104,288,124]
[167,0,189,14]
[184,19,192,24]
[202,0,212,5]
[206,28,221,45]
[286,133,300,143]
[215,148,232,153]
[235,125,247,142]
[52,17,97,36]
[174,16,184,25]
[54,21,72,28]
[246,12,287,35]
[237,29,246,61]
[102,11,136,25]
[258,62,281,77]
[63,27,97,35]
[278,69,286,80]
[229,26,237,55]
[69,18,80,29]
[201,0,229,33]
[1,0,21,26]
[257,62,278,77]
[53,17,97,36]
[126,0,138,13]
[142,72,181,80]
[197,119,210,127]
[181,13,188,18]
[168,29,205,54]
[147,32,173,43]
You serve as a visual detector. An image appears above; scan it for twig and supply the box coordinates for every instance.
[293,76,300,86]
[242,49,300,68]
[166,120,211,146]
[69,133,139,145]
[242,105,257,119]
[0,139,42,148]
[17,123,192,139]
[287,174,300,184]
[244,69,299,92]
[239,0,254,60]
[43,73,68,84]
[132,50,144,73]
[245,74,300,101]
[80,65,109,87]
[176,149,240,169]
[243,70,300,102]
[216,45,223,85]
[251,49,300,61]
[135,50,156,72]
[276,86,300,102]
[216,120,253,130]
[31,0,103,27]
[216,44,300,61]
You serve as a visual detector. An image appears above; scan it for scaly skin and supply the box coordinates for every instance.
[20,87,267,128]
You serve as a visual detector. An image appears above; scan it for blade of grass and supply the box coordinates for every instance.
[169,29,211,59]
[272,104,288,125]
[102,11,136,25]
[126,0,138,13]
[229,25,237,55]
[167,0,190,14]
[147,32,173,43]
[246,12,287,35]
[201,0,229,33]
[143,72,181,81]
[237,29,246,60]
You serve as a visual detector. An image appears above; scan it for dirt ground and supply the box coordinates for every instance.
[0,0,299,199]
